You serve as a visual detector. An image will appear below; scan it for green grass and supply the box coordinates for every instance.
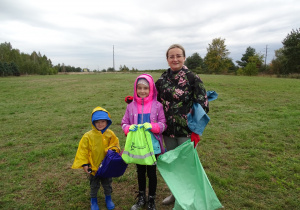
[0,73,299,209]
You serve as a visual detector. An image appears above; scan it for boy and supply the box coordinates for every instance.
[72,106,120,210]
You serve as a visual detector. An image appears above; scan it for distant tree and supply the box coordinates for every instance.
[0,41,80,76]
[228,59,238,74]
[62,63,66,72]
[204,37,232,74]
[119,65,129,72]
[281,28,300,73]
[107,67,115,72]
[270,48,287,74]
[131,67,138,72]
[75,67,82,72]
[236,68,244,76]
[244,62,257,76]
[236,46,256,68]
[9,62,20,76]
[185,52,204,70]
[0,62,5,76]
[243,54,264,76]
[193,66,203,74]
[0,42,12,61]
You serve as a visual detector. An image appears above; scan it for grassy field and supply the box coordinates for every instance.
[0,72,299,210]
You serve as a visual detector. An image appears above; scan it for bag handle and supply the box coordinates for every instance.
[107,145,120,152]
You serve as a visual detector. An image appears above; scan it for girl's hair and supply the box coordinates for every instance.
[166,44,186,58]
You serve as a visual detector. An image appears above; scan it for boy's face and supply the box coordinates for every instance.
[137,84,150,98]
[94,120,107,131]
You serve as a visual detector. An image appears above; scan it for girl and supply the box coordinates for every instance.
[121,74,167,210]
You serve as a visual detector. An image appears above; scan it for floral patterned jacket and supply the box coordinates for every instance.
[155,66,209,137]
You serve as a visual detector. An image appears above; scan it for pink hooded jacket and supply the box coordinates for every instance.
[121,74,167,154]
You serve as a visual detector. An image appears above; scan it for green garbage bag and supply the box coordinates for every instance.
[157,141,223,210]
[122,124,156,165]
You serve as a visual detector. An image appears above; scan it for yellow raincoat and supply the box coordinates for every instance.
[71,107,120,176]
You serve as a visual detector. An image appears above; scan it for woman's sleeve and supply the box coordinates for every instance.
[155,78,162,103]
[192,74,209,113]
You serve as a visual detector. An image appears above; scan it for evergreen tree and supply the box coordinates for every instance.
[185,52,204,70]
[282,28,300,73]
[236,46,256,68]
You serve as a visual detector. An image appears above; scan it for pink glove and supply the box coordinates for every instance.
[150,123,160,134]
[191,132,200,148]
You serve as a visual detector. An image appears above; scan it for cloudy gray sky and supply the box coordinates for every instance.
[1,0,299,70]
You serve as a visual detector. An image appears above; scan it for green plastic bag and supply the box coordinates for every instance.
[157,141,223,210]
[122,125,156,165]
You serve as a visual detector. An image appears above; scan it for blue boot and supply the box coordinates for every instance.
[91,198,99,210]
[105,195,115,210]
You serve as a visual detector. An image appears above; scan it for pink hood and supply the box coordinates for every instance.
[133,74,158,105]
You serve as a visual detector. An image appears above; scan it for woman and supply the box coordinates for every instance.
[155,44,209,205]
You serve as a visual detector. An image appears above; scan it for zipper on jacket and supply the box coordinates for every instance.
[141,98,144,123]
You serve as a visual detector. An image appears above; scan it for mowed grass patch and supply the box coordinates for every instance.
[0,73,299,209]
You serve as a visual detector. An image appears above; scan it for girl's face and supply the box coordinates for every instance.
[137,84,150,98]
[94,120,107,131]
[167,47,185,71]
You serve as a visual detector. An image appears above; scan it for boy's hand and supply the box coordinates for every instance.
[129,124,138,131]
[83,165,92,174]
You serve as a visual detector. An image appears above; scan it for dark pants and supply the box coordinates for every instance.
[136,164,157,196]
[89,174,112,198]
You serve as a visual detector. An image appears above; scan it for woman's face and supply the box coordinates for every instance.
[167,47,185,71]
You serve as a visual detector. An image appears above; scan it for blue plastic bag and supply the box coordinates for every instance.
[95,150,128,178]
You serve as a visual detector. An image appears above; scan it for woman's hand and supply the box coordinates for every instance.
[191,132,200,148]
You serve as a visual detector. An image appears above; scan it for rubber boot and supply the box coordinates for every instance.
[162,193,175,205]
[131,191,146,210]
[105,195,115,210]
[147,195,156,210]
[91,198,99,210]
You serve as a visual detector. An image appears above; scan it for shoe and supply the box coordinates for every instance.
[131,191,146,210]
[147,195,156,210]
[91,197,99,210]
[162,193,175,205]
[105,195,115,210]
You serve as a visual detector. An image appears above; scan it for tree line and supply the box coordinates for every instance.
[1,28,299,77]
[0,42,84,77]
[185,28,300,76]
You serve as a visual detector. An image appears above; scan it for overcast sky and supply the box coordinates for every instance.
[1,0,299,70]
